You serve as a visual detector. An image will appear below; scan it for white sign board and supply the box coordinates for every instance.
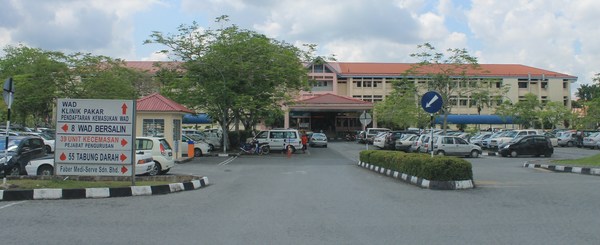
[359,112,372,126]
[55,99,135,176]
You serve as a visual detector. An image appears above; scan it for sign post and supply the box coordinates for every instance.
[359,111,372,150]
[421,91,443,157]
[1,77,14,181]
[55,99,135,183]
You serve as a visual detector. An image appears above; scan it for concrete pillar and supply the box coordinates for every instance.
[284,109,290,128]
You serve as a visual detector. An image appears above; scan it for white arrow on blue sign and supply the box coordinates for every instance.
[421,91,443,114]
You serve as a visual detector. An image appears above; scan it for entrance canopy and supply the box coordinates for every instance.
[435,114,515,124]
[289,93,373,112]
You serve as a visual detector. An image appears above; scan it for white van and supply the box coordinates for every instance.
[254,129,303,153]
[490,130,542,149]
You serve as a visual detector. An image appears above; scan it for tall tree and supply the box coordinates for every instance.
[409,43,498,131]
[0,45,67,126]
[374,79,426,129]
[144,16,311,147]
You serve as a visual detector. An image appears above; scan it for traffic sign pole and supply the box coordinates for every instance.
[421,91,443,158]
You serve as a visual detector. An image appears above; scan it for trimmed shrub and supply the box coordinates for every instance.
[359,150,472,181]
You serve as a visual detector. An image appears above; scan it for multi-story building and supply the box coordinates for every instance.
[124,61,577,135]
[285,62,577,134]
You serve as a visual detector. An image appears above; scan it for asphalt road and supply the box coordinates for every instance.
[0,143,599,245]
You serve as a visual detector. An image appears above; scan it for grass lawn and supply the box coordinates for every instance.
[2,179,174,190]
[553,153,600,167]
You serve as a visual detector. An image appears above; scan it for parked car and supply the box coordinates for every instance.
[181,134,211,157]
[184,131,221,150]
[469,132,493,147]
[430,135,482,157]
[22,132,55,154]
[26,152,156,176]
[136,136,176,175]
[490,129,542,149]
[0,136,47,176]
[499,135,553,157]
[395,134,419,152]
[544,132,559,147]
[372,132,389,149]
[574,130,599,147]
[557,130,577,147]
[365,128,390,144]
[254,129,303,153]
[482,131,509,149]
[582,132,600,149]
[410,134,429,153]
[308,132,328,147]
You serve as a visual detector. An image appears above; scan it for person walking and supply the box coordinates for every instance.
[301,133,309,153]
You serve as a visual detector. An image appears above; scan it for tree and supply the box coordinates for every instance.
[374,79,426,129]
[144,16,311,147]
[575,83,600,102]
[0,45,67,126]
[409,43,500,132]
[539,101,572,129]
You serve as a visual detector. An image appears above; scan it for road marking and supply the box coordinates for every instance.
[218,156,238,166]
[0,201,27,210]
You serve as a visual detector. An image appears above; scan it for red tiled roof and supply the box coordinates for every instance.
[295,93,372,105]
[136,93,193,113]
[124,61,182,74]
[332,62,577,79]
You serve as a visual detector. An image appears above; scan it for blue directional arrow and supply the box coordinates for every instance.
[421,91,443,114]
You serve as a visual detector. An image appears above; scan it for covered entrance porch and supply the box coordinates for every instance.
[285,93,374,138]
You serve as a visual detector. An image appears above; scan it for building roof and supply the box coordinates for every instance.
[124,61,182,74]
[296,93,372,105]
[136,93,193,113]
[327,62,577,79]
[290,93,373,111]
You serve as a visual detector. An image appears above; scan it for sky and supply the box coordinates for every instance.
[0,0,598,95]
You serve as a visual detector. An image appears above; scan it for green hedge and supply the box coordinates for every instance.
[359,150,473,181]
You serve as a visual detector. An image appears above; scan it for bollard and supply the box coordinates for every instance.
[188,140,195,158]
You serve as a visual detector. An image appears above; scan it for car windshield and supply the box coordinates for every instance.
[312,133,326,139]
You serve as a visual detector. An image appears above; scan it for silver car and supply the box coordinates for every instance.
[431,136,482,158]
[309,133,328,148]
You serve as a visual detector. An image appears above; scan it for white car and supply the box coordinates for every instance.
[372,132,388,149]
[185,132,221,151]
[181,134,211,157]
[136,136,176,175]
[26,152,155,176]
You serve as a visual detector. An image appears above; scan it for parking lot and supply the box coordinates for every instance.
[1,141,599,244]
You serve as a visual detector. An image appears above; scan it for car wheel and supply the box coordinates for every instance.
[45,145,52,154]
[208,144,214,152]
[286,145,296,154]
[510,150,518,158]
[194,148,203,157]
[8,166,20,176]
[436,150,445,156]
[148,162,160,176]
[260,145,270,155]
[567,141,573,147]
[37,165,54,176]
[470,150,480,158]
[159,168,170,175]
[324,144,327,148]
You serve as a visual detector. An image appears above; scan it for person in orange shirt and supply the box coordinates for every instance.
[301,133,308,153]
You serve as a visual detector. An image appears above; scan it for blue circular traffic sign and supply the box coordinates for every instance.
[421,91,443,114]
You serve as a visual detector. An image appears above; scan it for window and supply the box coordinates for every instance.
[364,81,372,87]
[143,119,165,137]
[136,139,153,151]
[541,82,548,89]
[518,82,528,88]
[356,81,362,87]
[563,82,568,89]
[255,131,268,139]
[442,137,454,144]
[459,99,468,106]
[496,82,502,88]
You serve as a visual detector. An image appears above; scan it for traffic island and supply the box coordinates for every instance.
[523,162,600,176]
[357,161,474,190]
[0,175,209,201]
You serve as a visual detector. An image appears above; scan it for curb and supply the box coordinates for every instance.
[357,161,474,190]
[523,162,600,176]
[0,176,209,201]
